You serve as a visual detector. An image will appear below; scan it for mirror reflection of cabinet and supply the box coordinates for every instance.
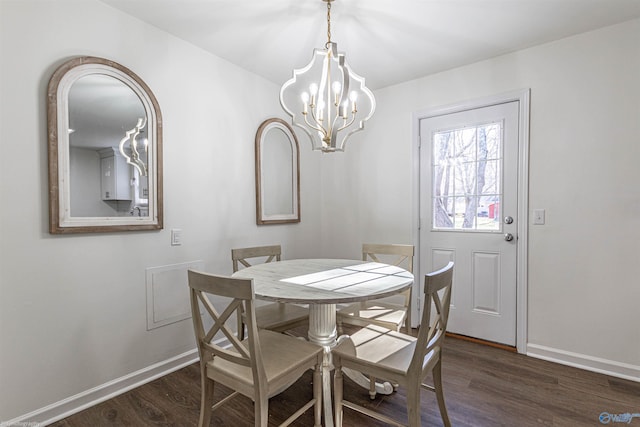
[99,148,132,201]
[47,56,163,233]
[138,174,149,199]
[255,118,300,225]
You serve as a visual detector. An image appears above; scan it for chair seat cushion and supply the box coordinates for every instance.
[333,324,421,376]
[255,303,308,330]
[208,329,321,395]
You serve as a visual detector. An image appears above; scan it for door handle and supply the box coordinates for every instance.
[504,233,514,242]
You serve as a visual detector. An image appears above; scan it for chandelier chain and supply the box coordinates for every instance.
[326,1,332,47]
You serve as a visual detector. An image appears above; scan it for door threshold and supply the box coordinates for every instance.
[446,332,517,352]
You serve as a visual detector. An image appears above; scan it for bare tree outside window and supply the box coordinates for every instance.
[432,122,501,231]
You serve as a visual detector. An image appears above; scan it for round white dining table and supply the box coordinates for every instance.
[232,258,414,426]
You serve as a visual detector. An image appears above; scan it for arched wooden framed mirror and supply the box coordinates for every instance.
[255,118,300,225]
[47,56,163,233]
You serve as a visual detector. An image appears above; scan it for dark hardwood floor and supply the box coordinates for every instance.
[50,335,640,426]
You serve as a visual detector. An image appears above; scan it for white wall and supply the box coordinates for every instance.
[0,0,322,422]
[323,19,640,374]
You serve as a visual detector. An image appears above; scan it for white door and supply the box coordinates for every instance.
[419,101,519,346]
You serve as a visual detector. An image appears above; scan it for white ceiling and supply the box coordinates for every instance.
[100,0,640,90]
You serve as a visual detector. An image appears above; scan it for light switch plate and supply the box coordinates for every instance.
[533,209,545,225]
[171,229,182,245]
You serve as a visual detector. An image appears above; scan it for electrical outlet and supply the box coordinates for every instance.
[533,209,545,225]
[171,229,182,246]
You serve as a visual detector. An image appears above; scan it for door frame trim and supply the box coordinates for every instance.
[411,89,530,353]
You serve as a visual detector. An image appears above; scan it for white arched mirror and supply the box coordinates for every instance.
[255,118,300,225]
[47,56,163,233]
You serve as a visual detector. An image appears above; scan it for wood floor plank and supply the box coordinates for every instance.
[49,336,639,426]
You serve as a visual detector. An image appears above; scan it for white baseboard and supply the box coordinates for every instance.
[527,343,640,382]
[5,349,199,427]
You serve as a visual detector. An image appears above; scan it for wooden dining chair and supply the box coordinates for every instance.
[333,261,454,427]
[337,243,414,335]
[188,270,323,427]
[232,245,308,340]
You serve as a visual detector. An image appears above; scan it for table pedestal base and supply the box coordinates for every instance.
[307,304,393,427]
[308,304,338,347]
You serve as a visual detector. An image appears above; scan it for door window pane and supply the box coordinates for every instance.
[432,122,502,231]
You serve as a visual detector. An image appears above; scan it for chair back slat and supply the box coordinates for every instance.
[230,244,285,341]
[231,245,282,272]
[198,293,250,358]
[412,262,454,374]
[237,259,252,270]
[362,243,415,317]
[362,243,414,273]
[188,270,264,376]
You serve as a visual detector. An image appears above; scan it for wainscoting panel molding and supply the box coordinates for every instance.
[146,260,204,330]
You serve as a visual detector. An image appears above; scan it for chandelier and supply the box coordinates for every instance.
[279,0,375,153]
[119,117,148,176]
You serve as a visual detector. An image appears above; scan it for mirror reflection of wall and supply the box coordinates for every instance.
[262,127,294,216]
[67,74,148,217]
